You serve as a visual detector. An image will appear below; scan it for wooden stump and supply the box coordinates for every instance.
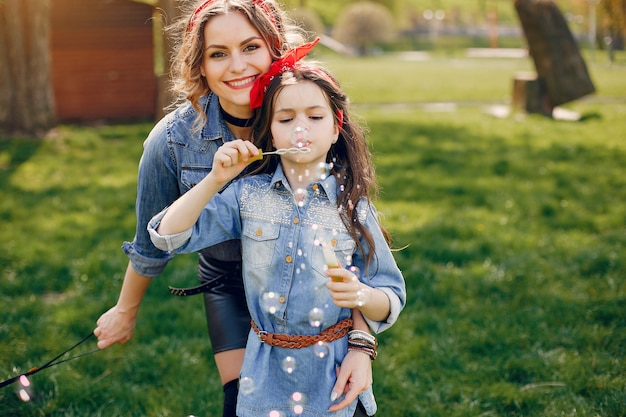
[511,72,552,115]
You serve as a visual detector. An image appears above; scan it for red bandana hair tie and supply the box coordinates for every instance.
[188,0,277,33]
[249,37,320,110]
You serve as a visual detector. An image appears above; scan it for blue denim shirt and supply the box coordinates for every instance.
[149,166,406,417]
[122,93,237,276]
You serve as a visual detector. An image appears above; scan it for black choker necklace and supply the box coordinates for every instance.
[220,105,254,128]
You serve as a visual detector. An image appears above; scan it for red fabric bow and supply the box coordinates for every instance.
[249,37,320,110]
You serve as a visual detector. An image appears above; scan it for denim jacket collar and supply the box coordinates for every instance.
[269,164,339,206]
[200,93,232,143]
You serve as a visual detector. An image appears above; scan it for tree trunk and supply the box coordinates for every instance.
[154,0,181,119]
[0,0,55,137]
[514,0,595,111]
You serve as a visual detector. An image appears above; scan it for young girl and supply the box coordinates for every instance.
[149,63,406,416]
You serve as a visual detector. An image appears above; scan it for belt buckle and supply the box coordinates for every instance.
[258,330,268,343]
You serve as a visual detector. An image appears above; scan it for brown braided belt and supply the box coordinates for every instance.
[251,318,353,349]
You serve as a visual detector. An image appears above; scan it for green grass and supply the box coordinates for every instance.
[1,55,625,416]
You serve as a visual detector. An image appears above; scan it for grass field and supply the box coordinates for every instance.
[1,53,625,416]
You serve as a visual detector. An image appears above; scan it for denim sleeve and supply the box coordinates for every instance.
[358,202,407,334]
[147,183,242,255]
[147,208,193,252]
[122,116,178,277]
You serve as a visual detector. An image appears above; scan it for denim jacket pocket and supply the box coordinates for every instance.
[242,221,280,268]
[181,165,212,191]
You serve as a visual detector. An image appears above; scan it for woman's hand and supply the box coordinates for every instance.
[94,305,137,349]
[328,349,373,412]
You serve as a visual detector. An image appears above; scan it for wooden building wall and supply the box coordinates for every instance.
[50,0,156,122]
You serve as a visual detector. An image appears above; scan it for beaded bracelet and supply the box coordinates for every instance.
[348,329,378,360]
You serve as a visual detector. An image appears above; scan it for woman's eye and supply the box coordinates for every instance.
[209,51,227,59]
[278,118,293,123]
[244,44,261,53]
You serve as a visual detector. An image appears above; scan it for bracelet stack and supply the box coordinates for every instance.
[347,329,377,360]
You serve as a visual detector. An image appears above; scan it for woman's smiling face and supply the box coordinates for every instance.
[200,11,273,117]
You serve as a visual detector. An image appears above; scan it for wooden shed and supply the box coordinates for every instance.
[50,0,157,123]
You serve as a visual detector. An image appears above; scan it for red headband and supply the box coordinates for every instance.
[188,0,276,33]
[249,37,320,110]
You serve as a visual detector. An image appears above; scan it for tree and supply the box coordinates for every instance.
[0,0,55,137]
[289,8,325,41]
[333,2,395,55]
[602,0,626,54]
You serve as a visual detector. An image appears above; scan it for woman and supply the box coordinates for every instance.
[93,1,373,416]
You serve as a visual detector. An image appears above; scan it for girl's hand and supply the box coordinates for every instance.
[328,349,372,412]
[325,267,371,309]
[211,140,260,184]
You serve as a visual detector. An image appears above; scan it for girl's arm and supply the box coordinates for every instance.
[157,140,259,235]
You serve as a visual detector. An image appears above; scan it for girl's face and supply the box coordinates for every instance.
[201,11,273,117]
[271,80,339,168]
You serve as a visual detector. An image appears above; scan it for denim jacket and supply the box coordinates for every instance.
[122,93,237,276]
[149,165,406,417]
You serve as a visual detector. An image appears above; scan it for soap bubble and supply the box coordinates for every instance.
[262,292,280,314]
[294,188,307,207]
[316,162,332,180]
[290,126,310,148]
[291,392,306,415]
[313,341,329,358]
[348,265,361,279]
[308,307,324,328]
[282,356,296,374]
[355,288,371,307]
[17,375,32,403]
[239,377,256,395]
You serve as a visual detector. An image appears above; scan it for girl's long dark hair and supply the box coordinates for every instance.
[250,64,391,268]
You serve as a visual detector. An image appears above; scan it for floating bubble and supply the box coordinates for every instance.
[239,377,255,395]
[282,356,296,374]
[355,288,371,307]
[313,341,329,358]
[348,265,360,279]
[17,375,32,403]
[268,411,284,417]
[291,392,306,415]
[316,162,332,180]
[294,188,307,207]
[262,292,280,314]
[308,307,324,328]
[290,126,310,148]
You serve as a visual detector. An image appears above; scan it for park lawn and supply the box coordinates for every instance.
[1,55,625,416]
